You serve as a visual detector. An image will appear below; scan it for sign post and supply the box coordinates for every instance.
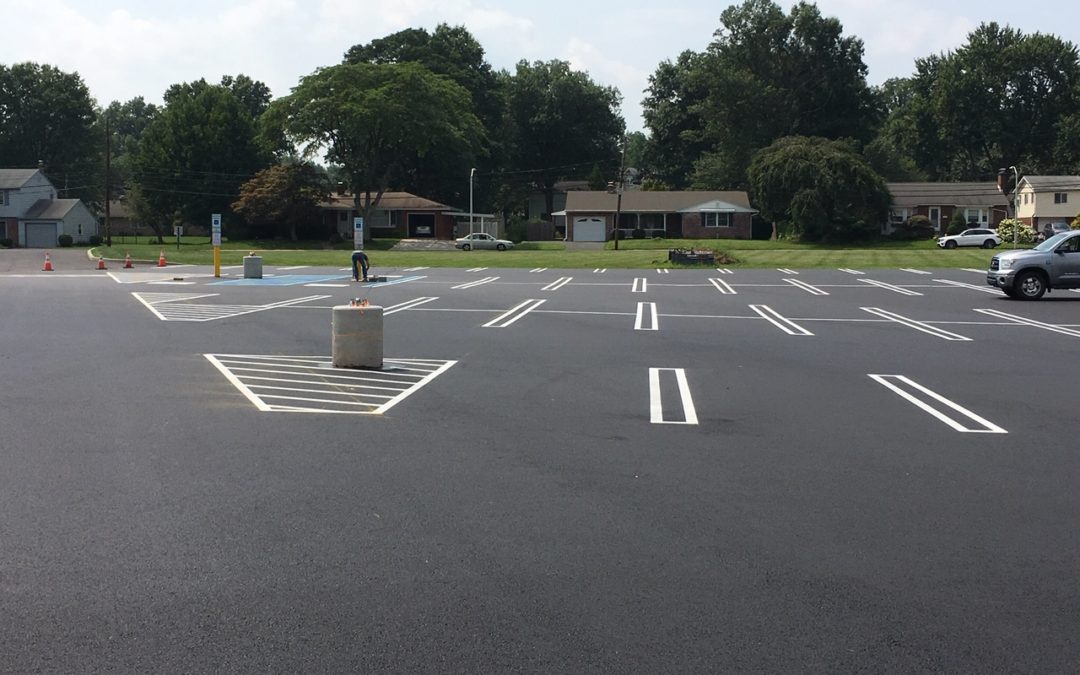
[174,225,183,251]
[212,213,222,277]
[353,216,364,250]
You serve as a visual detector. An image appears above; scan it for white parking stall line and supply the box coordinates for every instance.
[708,278,737,294]
[839,268,865,275]
[483,299,547,328]
[134,293,329,322]
[973,309,1080,338]
[861,307,972,341]
[593,268,607,273]
[149,280,197,285]
[541,276,573,291]
[633,277,648,293]
[962,268,985,273]
[530,268,548,273]
[403,266,430,272]
[466,267,488,272]
[277,265,309,270]
[635,302,659,331]
[649,368,699,425]
[933,279,1000,294]
[656,268,670,274]
[384,297,439,315]
[306,283,350,288]
[452,276,499,289]
[869,374,1007,433]
[777,268,798,275]
[859,279,923,296]
[784,278,829,295]
[901,268,932,275]
[714,268,734,275]
[749,305,814,336]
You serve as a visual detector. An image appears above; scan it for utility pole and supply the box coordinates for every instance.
[104,114,112,247]
[613,136,626,250]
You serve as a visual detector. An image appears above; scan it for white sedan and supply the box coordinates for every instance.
[454,233,514,251]
[937,228,1001,249]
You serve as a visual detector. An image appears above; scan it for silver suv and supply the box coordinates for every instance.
[987,230,1080,299]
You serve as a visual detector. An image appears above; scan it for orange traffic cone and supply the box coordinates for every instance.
[123,252,133,268]
[157,249,167,267]
[42,252,54,272]
[97,257,107,270]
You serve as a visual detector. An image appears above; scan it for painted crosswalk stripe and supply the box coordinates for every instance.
[973,309,1080,338]
[452,276,498,289]
[708,278,736,294]
[784,278,829,295]
[859,279,923,296]
[542,276,572,291]
[384,297,439,315]
[635,302,659,331]
[777,268,798,275]
[633,277,648,293]
[861,307,971,340]
[649,368,698,425]
[483,299,546,328]
[749,304,813,336]
[839,268,865,275]
[869,374,1006,433]
[933,279,1000,294]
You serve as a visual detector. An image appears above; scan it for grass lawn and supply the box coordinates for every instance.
[88,237,1019,269]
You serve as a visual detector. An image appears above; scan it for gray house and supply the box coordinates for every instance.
[0,169,99,247]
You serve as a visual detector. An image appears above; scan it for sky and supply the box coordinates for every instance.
[3,0,1078,133]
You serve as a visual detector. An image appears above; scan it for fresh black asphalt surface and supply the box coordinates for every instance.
[3,248,1080,672]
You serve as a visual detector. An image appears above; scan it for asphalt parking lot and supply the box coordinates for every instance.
[3,251,1080,672]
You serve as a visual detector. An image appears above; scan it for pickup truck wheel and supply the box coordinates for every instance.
[1016,270,1047,300]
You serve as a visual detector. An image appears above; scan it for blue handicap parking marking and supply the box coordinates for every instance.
[212,274,349,286]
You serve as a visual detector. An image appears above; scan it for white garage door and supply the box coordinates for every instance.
[25,222,58,248]
[573,217,606,242]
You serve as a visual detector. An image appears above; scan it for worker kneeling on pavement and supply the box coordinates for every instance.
[351,250,369,282]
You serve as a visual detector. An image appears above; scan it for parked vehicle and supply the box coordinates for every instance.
[986,230,1080,299]
[1036,222,1072,241]
[938,228,1001,249]
[454,233,514,251]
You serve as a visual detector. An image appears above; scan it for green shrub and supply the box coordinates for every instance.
[506,221,528,243]
[57,234,74,247]
[0,238,12,248]
[632,227,646,239]
[995,218,1036,245]
[88,235,103,246]
[947,211,967,235]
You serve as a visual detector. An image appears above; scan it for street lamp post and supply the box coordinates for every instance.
[469,167,476,237]
[999,165,1020,248]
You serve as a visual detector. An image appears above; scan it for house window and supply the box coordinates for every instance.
[704,212,732,227]
[965,208,988,224]
[1055,192,1068,204]
[889,208,909,225]
[0,190,7,206]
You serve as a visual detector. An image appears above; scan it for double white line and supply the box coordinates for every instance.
[870,374,1006,433]
[542,276,572,291]
[383,297,438,315]
[483,299,546,328]
[862,307,971,341]
[453,276,498,289]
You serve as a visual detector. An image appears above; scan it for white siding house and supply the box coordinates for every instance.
[0,169,99,247]
[1016,175,1080,231]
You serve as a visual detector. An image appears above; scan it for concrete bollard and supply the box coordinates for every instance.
[332,304,383,369]
[243,253,263,279]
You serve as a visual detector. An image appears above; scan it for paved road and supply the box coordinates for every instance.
[2,263,1079,672]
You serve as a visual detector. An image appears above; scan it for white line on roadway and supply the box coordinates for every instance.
[708,278,736,294]
[649,368,698,425]
[933,279,1000,294]
[839,268,865,275]
[656,268,670,274]
[901,268,932,275]
[715,268,734,274]
[778,268,798,275]
[635,302,658,331]
[483,299,546,328]
[466,267,488,272]
[973,309,1080,337]
[452,276,499,289]
[593,268,607,273]
[869,374,1006,433]
[784,278,829,295]
[530,268,548,273]
[384,297,439,315]
[859,279,923,296]
[541,276,573,291]
[749,304,814,335]
[633,278,648,293]
[861,307,971,340]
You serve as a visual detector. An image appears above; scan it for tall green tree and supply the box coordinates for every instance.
[884,23,1080,179]
[748,136,890,242]
[0,62,97,199]
[503,59,624,218]
[641,50,711,187]
[645,0,876,189]
[232,163,331,240]
[266,61,485,234]
[131,82,270,241]
[344,24,504,206]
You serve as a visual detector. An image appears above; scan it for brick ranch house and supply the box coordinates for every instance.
[557,190,757,242]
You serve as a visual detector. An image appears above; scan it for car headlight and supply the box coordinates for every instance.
[1000,259,1015,269]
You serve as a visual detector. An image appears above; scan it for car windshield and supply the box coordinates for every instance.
[1033,232,1072,251]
